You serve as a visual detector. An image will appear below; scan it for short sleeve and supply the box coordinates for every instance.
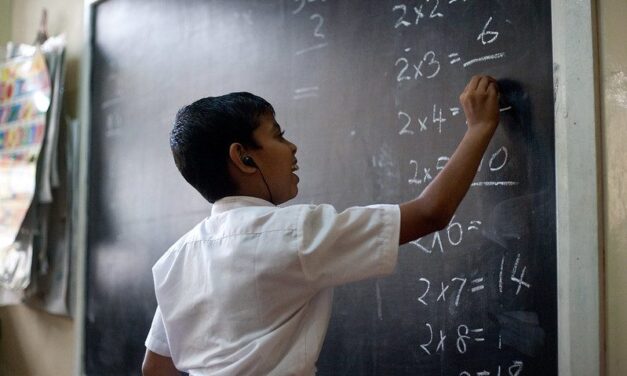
[297,204,400,288]
[145,306,171,357]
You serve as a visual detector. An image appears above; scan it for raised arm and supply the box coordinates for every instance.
[399,75,500,244]
[142,350,180,376]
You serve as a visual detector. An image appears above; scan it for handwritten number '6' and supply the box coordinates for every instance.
[477,16,499,45]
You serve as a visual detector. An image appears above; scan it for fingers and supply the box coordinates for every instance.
[464,76,482,93]
[466,75,497,93]
[477,76,494,92]
[459,74,501,129]
[487,81,499,97]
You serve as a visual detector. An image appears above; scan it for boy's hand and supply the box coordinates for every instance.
[398,74,502,244]
[459,75,500,135]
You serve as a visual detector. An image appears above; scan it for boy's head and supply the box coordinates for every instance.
[170,92,299,204]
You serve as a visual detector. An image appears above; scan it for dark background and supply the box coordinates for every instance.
[87,0,556,374]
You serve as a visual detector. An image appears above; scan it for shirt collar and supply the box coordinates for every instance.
[211,196,275,216]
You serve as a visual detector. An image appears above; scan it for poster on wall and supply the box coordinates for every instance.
[0,50,51,289]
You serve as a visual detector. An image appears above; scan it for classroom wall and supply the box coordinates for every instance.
[599,0,627,375]
[0,0,11,49]
[0,0,82,375]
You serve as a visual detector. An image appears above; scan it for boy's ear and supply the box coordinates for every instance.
[228,143,257,174]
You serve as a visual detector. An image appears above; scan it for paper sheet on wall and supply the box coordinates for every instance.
[0,51,51,289]
[22,37,72,314]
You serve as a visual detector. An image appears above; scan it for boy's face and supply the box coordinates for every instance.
[248,114,299,204]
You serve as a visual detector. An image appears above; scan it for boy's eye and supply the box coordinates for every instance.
[279,130,286,138]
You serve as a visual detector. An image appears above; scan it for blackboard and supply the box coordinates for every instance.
[86,0,556,374]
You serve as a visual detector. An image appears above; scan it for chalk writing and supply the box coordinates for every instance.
[410,216,482,254]
[507,254,531,294]
[414,255,532,311]
[395,50,441,82]
[397,105,510,136]
[392,0,455,29]
[292,0,328,100]
[407,146,515,188]
[477,17,499,45]
[292,0,326,15]
[463,52,506,67]
[420,323,485,355]
[417,275,468,306]
[393,14,509,87]
[459,361,524,376]
[293,86,319,100]
[384,1,544,373]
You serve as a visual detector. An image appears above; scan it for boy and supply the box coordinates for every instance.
[142,75,500,375]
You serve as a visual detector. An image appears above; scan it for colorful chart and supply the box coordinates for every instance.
[0,51,51,253]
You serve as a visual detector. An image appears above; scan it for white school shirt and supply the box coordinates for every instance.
[145,196,400,375]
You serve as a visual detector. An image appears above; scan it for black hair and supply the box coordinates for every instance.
[170,92,275,203]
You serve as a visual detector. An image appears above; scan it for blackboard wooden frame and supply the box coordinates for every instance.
[73,0,603,374]
[551,0,602,374]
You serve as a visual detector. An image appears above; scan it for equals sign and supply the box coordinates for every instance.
[449,53,462,64]
[293,86,319,100]
[471,277,485,292]
[467,220,481,231]
[471,328,485,342]
[449,107,460,116]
